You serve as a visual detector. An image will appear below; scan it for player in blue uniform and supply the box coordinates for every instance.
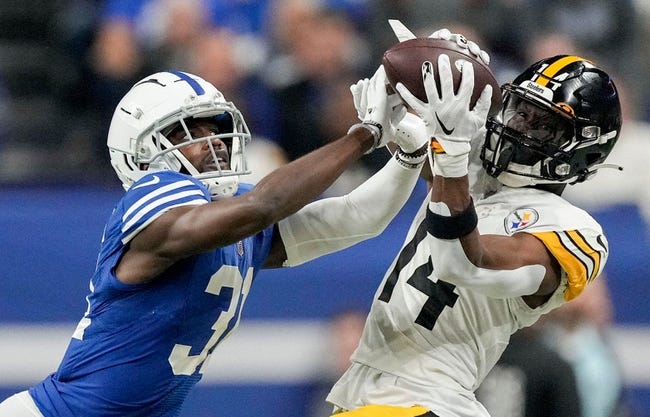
[0,66,435,417]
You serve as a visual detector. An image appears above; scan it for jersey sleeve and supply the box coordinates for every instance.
[531,229,608,301]
[500,190,610,302]
[119,171,210,244]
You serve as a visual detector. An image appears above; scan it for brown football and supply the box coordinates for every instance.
[382,37,502,116]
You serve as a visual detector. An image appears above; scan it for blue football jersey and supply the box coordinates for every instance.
[29,171,274,417]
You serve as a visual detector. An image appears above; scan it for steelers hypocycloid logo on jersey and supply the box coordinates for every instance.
[504,208,539,234]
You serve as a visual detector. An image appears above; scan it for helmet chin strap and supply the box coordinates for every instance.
[205,177,239,199]
[183,158,240,199]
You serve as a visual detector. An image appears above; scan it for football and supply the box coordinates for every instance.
[382,37,502,116]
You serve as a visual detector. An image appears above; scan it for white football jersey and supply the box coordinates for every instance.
[327,186,608,417]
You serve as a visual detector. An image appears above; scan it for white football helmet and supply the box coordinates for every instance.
[107,71,251,198]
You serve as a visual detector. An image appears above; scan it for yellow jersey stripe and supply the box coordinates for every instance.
[334,404,432,417]
[532,230,590,300]
[566,230,602,282]
[536,55,584,87]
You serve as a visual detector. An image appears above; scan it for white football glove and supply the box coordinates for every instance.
[389,112,428,154]
[352,72,427,154]
[428,28,490,65]
[350,77,369,122]
[396,54,492,177]
[349,65,405,153]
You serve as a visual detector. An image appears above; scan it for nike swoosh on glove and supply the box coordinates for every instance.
[396,54,492,157]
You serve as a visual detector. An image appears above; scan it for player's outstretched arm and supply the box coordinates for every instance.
[272,132,426,268]
[116,127,376,284]
[116,67,407,284]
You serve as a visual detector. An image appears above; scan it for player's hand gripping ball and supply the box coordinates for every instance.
[382,37,503,116]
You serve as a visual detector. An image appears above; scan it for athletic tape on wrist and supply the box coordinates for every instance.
[347,122,383,154]
[433,152,469,178]
[426,198,478,239]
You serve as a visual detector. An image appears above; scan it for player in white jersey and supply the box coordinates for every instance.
[327,23,622,417]
[0,64,440,417]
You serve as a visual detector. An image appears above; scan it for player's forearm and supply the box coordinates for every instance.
[278,155,421,266]
[430,175,472,214]
[425,199,546,297]
[429,237,546,298]
[251,128,374,223]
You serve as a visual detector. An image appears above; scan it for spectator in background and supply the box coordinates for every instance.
[308,309,367,417]
[185,26,291,188]
[538,277,633,417]
[91,0,273,90]
[525,31,585,66]
[526,0,637,66]
[525,0,647,122]
[365,1,535,79]
[90,0,154,110]
[186,28,281,143]
[476,326,583,417]
[88,0,276,173]
[265,0,383,194]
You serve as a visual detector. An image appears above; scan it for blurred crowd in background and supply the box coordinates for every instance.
[0,0,648,192]
[0,2,649,417]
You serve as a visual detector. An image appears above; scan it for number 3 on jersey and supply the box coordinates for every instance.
[168,265,253,375]
[378,220,459,330]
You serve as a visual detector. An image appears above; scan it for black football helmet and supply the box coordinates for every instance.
[481,55,622,187]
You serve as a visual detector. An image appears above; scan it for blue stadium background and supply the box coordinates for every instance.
[1,180,649,416]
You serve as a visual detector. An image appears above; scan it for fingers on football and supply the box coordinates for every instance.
[420,60,440,105]
[473,84,493,115]
[457,60,475,103]
[436,54,455,99]
[395,81,425,113]
[429,28,451,40]
[466,40,490,65]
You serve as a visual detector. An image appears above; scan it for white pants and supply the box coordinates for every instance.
[0,391,44,417]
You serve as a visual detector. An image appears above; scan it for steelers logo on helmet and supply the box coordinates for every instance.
[481,55,622,188]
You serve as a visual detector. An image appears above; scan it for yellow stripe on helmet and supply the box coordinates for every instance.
[536,55,585,87]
